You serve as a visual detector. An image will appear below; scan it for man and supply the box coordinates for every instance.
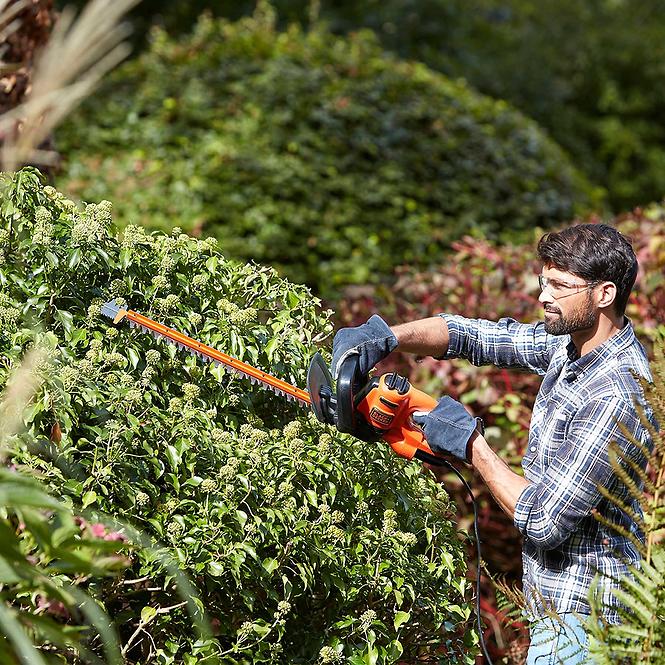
[331,224,655,664]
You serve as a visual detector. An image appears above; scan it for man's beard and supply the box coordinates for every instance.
[543,292,598,335]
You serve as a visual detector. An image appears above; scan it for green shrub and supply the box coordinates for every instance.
[0,168,474,663]
[55,6,597,297]
[282,0,665,212]
[58,0,665,211]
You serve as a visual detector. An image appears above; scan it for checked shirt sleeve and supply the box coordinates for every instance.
[440,314,558,375]
[513,397,645,550]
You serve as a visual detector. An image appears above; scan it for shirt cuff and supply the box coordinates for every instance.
[513,482,539,536]
[437,313,465,359]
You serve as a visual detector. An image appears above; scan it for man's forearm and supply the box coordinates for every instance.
[391,316,449,358]
[468,433,530,520]
[391,316,530,518]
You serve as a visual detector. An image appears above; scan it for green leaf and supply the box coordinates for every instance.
[305,489,318,506]
[235,510,247,528]
[165,445,180,471]
[208,561,225,577]
[141,606,158,625]
[265,336,280,362]
[0,556,21,584]
[394,611,410,630]
[128,347,140,369]
[55,309,75,336]
[67,248,81,270]
[119,247,132,270]
[366,641,379,665]
[82,491,97,509]
[262,558,279,574]
[0,603,49,665]
[45,251,59,268]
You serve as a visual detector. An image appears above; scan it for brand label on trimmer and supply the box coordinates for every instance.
[369,407,394,428]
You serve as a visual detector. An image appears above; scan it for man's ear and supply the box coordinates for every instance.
[597,281,617,309]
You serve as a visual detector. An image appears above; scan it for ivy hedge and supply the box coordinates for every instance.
[0,169,475,664]
[55,7,598,297]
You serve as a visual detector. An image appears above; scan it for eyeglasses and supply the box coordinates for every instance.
[538,274,599,299]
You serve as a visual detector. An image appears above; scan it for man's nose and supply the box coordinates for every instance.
[538,288,553,305]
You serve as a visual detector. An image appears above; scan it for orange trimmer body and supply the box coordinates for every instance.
[355,372,438,461]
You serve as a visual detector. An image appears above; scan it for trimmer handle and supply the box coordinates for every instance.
[355,372,446,466]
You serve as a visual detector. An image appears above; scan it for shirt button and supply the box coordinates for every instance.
[530,446,536,452]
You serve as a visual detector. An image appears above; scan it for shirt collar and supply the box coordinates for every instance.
[564,318,634,382]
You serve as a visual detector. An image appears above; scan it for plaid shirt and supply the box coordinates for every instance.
[442,315,655,624]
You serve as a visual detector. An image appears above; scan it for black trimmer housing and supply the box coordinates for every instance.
[307,352,380,441]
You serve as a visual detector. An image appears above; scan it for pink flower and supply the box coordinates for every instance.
[90,523,107,538]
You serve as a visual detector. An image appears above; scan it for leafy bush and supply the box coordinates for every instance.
[57,0,665,211]
[0,462,126,664]
[298,0,665,212]
[0,168,475,663]
[55,6,597,297]
[336,207,665,660]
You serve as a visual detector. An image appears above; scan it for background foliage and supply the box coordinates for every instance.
[55,7,596,298]
[57,0,665,212]
[1,168,475,664]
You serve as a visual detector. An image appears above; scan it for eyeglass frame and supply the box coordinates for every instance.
[538,274,601,300]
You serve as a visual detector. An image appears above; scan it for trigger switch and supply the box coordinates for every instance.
[386,373,398,390]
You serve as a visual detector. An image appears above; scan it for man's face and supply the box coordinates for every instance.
[538,266,599,336]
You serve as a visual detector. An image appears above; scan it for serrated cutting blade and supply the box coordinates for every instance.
[100,300,312,407]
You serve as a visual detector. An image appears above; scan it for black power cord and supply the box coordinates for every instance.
[443,460,494,665]
[416,452,494,665]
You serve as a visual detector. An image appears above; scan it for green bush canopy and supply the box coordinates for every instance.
[0,169,474,663]
[56,8,596,297]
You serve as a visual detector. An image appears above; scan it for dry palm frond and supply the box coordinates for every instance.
[0,0,32,56]
[0,347,43,453]
[0,0,139,171]
[586,342,665,663]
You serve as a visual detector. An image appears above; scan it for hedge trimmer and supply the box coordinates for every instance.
[100,299,494,664]
[100,299,444,465]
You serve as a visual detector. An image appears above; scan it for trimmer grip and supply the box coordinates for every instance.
[355,372,440,462]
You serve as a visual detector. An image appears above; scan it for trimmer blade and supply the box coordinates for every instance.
[101,301,311,406]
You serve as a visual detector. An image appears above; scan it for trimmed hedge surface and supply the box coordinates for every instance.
[1,169,474,664]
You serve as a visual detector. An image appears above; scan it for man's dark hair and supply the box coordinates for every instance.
[537,223,638,316]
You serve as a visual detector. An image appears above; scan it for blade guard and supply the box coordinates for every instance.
[335,354,381,442]
[307,352,336,425]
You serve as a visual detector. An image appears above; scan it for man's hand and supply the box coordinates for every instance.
[412,396,479,463]
[331,314,398,378]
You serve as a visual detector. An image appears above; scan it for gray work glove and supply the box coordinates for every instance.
[412,396,480,463]
[331,314,398,379]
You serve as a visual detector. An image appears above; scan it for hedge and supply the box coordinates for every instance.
[55,7,597,297]
[0,168,475,664]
